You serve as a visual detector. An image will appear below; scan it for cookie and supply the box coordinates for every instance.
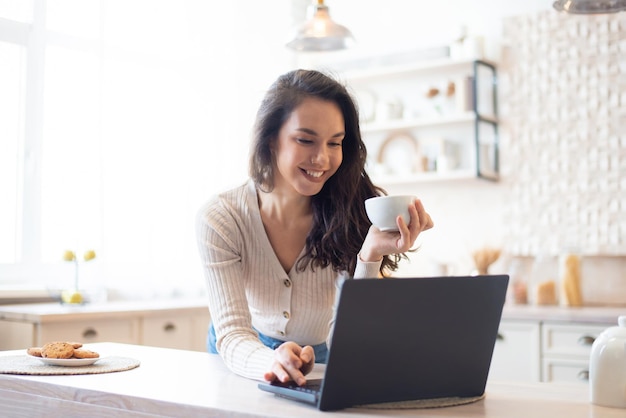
[27,347,43,357]
[41,341,75,359]
[72,348,99,359]
[68,341,83,349]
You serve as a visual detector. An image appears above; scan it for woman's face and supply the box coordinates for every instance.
[271,97,345,197]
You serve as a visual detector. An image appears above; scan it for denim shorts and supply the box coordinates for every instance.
[207,323,328,364]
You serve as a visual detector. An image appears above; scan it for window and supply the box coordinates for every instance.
[0,39,24,264]
[0,0,292,294]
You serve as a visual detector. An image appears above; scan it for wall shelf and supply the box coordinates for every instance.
[343,58,500,184]
[344,58,496,83]
[361,112,478,134]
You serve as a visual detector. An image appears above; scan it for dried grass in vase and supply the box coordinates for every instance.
[472,247,502,275]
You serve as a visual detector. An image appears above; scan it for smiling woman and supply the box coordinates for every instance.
[0,0,293,293]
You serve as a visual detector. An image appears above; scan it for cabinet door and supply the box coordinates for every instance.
[37,318,140,345]
[489,320,541,382]
[0,321,35,350]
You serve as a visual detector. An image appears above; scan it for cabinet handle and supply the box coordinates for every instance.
[82,328,98,339]
[163,323,176,332]
[577,370,589,381]
[577,335,595,346]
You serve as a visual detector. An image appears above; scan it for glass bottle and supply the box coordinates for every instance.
[559,247,583,307]
[528,253,558,306]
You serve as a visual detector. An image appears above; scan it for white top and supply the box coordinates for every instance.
[196,180,381,380]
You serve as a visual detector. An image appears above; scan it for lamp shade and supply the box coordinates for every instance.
[553,0,626,14]
[286,1,355,52]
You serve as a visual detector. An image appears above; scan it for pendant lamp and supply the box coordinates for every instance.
[553,0,626,14]
[286,0,355,52]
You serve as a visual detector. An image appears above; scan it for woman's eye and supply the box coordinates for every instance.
[329,142,343,148]
[297,138,313,144]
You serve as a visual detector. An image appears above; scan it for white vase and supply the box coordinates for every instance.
[589,315,626,408]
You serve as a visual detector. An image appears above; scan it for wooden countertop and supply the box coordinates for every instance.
[0,342,623,417]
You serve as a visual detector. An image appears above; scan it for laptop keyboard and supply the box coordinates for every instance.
[294,381,322,394]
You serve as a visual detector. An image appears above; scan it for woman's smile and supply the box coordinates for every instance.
[302,168,324,179]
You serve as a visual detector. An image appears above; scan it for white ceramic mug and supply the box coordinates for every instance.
[365,195,415,232]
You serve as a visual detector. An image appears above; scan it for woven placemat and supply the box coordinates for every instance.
[360,393,485,409]
[0,355,140,375]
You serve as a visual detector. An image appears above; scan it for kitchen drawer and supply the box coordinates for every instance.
[36,318,141,345]
[542,323,607,357]
[142,315,193,350]
[142,312,210,352]
[542,358,590,384]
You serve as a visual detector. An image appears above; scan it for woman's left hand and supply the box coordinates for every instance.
[359,198,434,262]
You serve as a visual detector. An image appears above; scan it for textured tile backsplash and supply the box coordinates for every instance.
[500,10,625,257]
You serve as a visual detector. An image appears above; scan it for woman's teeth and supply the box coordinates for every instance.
[305,170,323,178]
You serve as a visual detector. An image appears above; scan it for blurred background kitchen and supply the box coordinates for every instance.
[0,0,624,307]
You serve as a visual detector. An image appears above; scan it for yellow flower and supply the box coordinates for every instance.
[83,250,96,261]
[62,250,76,262]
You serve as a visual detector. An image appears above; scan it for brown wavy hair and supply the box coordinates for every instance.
[249,69,404,276]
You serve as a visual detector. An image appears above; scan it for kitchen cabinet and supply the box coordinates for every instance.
[489,320,599,384]
[489,320,541,382]
[342,58,499,184]
[488,305,620,384]
[0,300,211,352]
[541,322,607,384]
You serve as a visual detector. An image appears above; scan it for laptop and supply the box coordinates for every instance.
[258,274,509,411]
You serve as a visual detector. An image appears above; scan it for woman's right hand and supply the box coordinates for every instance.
[263,341,315,386]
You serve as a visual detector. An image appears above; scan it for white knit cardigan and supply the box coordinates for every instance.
[196,180,381,380]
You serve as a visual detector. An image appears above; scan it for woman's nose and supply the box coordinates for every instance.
[311,148,329,165]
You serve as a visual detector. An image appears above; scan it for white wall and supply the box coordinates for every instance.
[321,0,552,60]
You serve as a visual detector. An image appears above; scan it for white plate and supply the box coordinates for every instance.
[30,355,100,367]
[377,133,421,175]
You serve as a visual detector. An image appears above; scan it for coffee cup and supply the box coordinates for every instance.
[365,195,415,232]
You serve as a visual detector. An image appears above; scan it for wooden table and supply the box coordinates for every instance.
[0,342,623,417]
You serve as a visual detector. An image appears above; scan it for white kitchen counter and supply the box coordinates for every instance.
[501,304,625,325]
[0,299,209,322]
[1,299,623,324]
[0,342,624,417]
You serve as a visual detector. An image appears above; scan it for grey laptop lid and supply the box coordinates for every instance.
[259,274,509,411]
